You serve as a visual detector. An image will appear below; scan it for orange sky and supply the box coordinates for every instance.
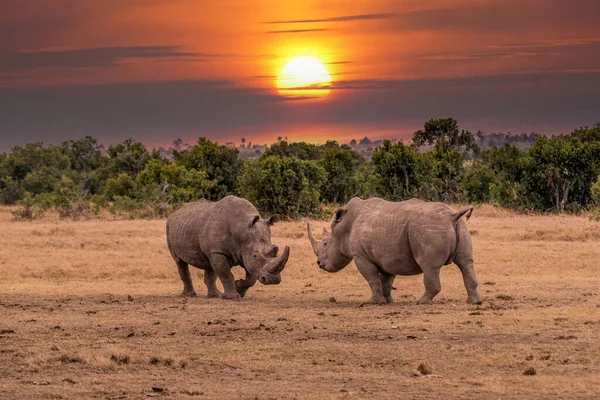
[1,0,599,150]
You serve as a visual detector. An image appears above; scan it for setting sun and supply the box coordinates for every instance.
[276,56,332,98]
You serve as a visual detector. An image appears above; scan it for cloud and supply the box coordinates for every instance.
[489,38,600,49]
[266,28,329,34]
[387,0,600,34]
[1,70,599,151]
[0,74,22,81]
[264,13,395,24]
[419,52,550,61]
[330,70,600,90]
[0,46,218,72]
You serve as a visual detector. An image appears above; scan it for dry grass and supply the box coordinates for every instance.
[1,205,599,399]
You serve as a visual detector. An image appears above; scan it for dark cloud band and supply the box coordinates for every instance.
[264,13,395,24]
[0,46,216,72]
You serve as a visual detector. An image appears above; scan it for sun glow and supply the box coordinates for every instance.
[276,56,332,98]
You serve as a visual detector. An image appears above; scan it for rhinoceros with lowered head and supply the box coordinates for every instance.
[307,197,482,305]
[166,196,290,300]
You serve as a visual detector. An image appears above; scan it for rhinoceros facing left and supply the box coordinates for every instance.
[166,196,290,300]
[307,197,482,305]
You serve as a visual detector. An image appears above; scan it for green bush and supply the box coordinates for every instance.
[592,176,600,205]
[107,138,150,179]
[461,162,495,203]
[320,144,359,204]
[109,196,143,219]
[240,156,325,217]
[0,176,22,204]
[135,159,214,205]
[354,163,379,199]
[489,181,521,208]
[174,137,243,200]
[3,122,600,219]
[589,209,600,221]
[52,176,95,220]
[104,173,135,200]
[11,192,52,221]
[371,140,419,201]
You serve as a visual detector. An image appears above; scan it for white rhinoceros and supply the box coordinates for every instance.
[167,196,289,300]
[308,197,481,305]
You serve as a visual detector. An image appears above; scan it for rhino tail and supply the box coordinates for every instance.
[452,206,474,225]
[444,206,473,266]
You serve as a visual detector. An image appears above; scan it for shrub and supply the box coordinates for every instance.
[371,140,419,201]
[11,192,51,221]
[320,145,359,204]
[591,176,600,205]
[174,137,243,200]
[104,173,136,200]
[240,156,325,217]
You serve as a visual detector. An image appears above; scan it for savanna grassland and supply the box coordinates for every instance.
[1,206,599,399]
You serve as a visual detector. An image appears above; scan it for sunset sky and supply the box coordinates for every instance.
[1,0,599,151]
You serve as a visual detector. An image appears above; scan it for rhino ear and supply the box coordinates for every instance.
[331,208,347,230]
[267,214,281,226]
[334,209,347,222]
[247,215,260,228]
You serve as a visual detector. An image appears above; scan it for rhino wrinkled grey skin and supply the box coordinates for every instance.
[167,196,290,300]
[307,197,482,305]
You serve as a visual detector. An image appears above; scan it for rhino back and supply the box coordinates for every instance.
[166,196,258,267]
[347,198,455,274]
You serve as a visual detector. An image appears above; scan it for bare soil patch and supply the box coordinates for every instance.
[1,205,599,399]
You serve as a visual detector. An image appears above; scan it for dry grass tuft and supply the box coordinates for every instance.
[110,354,130,365]
[57,354,84,364]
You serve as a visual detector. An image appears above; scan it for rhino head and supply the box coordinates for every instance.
[242,214,290,288]
[307,209,353,273]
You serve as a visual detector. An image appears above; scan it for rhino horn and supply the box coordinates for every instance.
[265,245,290,274]
[307,222,319,255]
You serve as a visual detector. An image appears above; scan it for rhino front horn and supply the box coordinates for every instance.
[266,245,290,274]
[307,222,319,255]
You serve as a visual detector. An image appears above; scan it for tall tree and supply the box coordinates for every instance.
[174,137,243,200]
[107,139,150,179]
[320,141,361,204]
[371,140,419,201]
[412,118,478,201]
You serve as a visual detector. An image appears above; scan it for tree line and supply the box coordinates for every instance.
[1,118,600,220]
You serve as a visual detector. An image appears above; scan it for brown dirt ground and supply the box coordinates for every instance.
[1,205,599,399]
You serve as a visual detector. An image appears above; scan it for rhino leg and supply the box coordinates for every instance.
[417,266,441,305]
[355,257,386,304]
[456,261,482,304]
[209,254,241,300]
[203,268,222,298]
[452,223,482,304]
[176,260,197,297]
[380,272,395,304]
[235,270,255,298]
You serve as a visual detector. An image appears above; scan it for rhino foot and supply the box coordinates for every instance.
[221,292,241,301]
[207,290,222,299]
[181,290,197,297]
[416,297,433,305]
[467,297,483,305]
[359,297,387,307]
[371,294,387,305]
[235,280,250,298]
